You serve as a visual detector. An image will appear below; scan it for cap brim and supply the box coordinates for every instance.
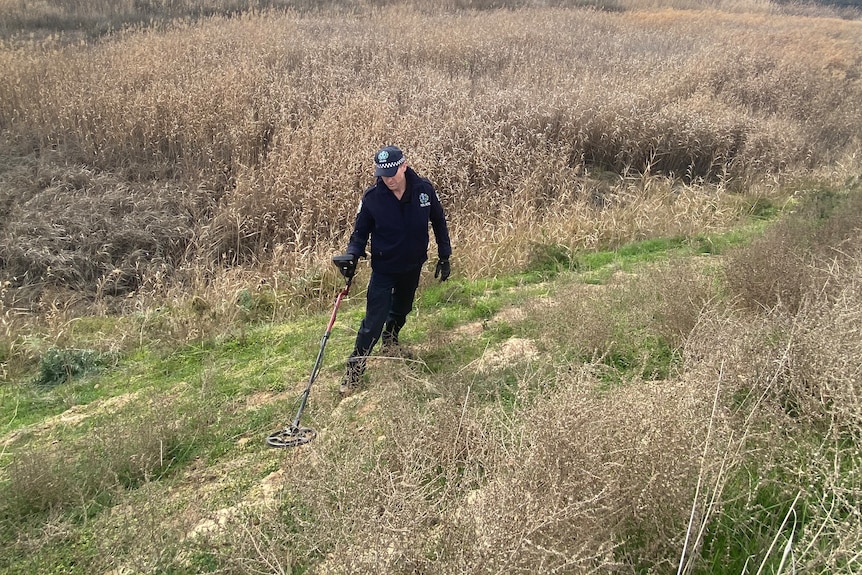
[374,166,399,177]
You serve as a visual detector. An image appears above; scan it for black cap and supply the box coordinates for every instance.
[373,145,405,177]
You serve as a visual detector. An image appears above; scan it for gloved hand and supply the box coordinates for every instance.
[333,253,358,279]
[434,259,451,282]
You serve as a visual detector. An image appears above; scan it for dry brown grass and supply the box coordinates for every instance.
[1,2,860,323]
[680,247,862,573]
[724,187,862,313]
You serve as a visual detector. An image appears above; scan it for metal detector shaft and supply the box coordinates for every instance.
[267,255,358,448]
[289,277,352,429]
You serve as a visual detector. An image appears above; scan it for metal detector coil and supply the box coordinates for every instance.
[266,255,354,448]
[266,425,317,448]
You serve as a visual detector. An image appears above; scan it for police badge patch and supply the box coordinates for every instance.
[419,193,431,207]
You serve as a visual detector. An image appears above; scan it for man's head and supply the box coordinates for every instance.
[373,145,405,177]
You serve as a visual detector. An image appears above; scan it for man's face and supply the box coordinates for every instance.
[381,162,407,191]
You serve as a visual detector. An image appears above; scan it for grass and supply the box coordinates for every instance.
[1,0,861,573]
[2,1,860,310]
[0,218,859,572]
[4,192,862,572]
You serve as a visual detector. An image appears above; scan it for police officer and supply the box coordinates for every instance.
[338,145,452,395]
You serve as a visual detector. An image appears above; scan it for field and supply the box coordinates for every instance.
[1,0,862,573]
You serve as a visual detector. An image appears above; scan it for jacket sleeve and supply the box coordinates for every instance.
[346,194,372,258]
[429,187,452,260]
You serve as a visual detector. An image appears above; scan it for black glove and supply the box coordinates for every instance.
[434,259,451,282]
[332,254,358,279]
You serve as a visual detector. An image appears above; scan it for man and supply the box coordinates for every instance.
[338,145,452,395]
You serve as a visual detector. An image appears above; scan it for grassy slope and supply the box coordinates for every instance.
[0,207,829,574]
[3,188,862,573]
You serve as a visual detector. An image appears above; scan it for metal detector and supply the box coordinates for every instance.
[265,254,357,448]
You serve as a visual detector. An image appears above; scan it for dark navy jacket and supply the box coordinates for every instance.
[347,167,452,274]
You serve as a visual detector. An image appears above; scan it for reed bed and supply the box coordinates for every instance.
[1,3,860,318]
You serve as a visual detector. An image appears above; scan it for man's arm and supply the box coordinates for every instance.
[429,189,452,260]
[346,196,372,258]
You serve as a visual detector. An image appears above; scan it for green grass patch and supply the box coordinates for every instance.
[0,397,203,523]
[34,347,115,389]
[696,467,805,575]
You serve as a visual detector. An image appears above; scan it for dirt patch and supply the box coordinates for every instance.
[185,467,285,541]
[476,337,540,372]
[2,390,141,448]
[243,390,289,410]
[453,305,529,339]
[494,307,527,324]
[454,322,483,337]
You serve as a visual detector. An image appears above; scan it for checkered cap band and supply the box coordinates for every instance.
[376,157,405,170]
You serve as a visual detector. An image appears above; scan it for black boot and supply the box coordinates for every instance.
[381,328,398,351]
[339,356,366,396]
[381,324,414,359]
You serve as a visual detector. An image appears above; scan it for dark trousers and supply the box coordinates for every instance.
[352,266,422,359]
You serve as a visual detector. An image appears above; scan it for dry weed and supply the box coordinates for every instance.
[1,5,860,313]
[682,238,862,573]
[431,363,729,574]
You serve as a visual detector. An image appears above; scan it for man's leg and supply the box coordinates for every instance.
[341,271,396,393]
[355,270,399,355]
[382,267,422,351]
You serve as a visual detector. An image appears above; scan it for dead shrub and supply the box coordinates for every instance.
[724,187,862,314]
[724,195,820,314]
[645,258,717,348]
[524,260,715,383]
[781,254,862,436]
[683,242,862,573]
[278,359,723,574]
[723,219,814,313]
[432,364,725,574]
[284,364,509,573]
